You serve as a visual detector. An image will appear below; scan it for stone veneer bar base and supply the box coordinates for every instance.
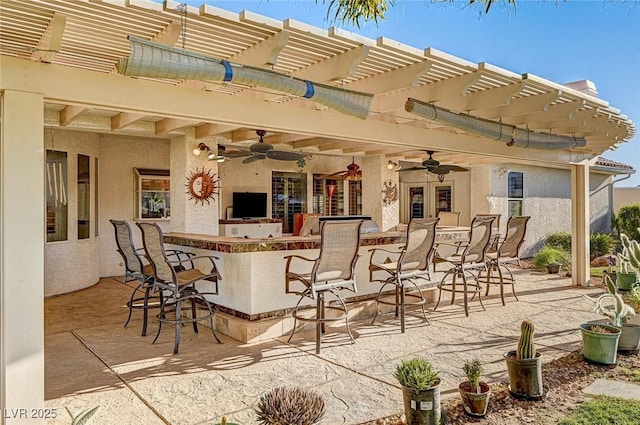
[212,286,439,343]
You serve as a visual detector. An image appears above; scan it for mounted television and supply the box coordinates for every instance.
[232,192,268,219]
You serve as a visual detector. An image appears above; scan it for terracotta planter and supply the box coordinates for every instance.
[400,380,441,425]
[580,323,621,365]
[458,381,490,417]
[504,351,544,400]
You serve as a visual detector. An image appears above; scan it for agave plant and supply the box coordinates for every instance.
[71,406,99,425]
[255,386,325,425]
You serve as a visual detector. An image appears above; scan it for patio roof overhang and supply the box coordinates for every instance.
[0,0,635,168]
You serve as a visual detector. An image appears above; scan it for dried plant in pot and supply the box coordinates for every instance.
[255,386,325,425]
[394,357,441,425]
[458,358,490,417]
[503,319,544,400]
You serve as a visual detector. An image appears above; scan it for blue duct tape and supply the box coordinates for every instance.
[221,60,233,82]
[303,80,315,99]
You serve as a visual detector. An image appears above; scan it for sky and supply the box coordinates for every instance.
[179,0,640,186]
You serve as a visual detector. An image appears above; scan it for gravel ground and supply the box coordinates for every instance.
[359,350,640,425]
[359,273,640,425]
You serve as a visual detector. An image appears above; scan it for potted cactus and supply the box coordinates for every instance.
[458,358,490,417]
[503,320,544,400]
[589,274,639,354]
[580,323,622,365]
[394,357,441,425]
[617,233,640,291]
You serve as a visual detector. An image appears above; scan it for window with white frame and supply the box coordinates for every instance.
[508,171,524,217]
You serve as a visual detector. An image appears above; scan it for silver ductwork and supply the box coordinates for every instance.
[405,98,586,150]
[117,36,373,119]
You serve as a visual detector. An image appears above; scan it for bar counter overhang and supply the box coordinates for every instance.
[164,227,470,342]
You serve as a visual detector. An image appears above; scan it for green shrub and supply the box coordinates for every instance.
[546,232,572,251]
[615,204,640,241]
[533,246,570,269]
[590,233,615,258]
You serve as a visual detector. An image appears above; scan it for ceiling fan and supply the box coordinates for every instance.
[241,130,306,164]
[397,150,469,176]
[321,157,363,181]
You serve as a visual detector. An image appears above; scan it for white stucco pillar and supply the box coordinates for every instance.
[1,90,45,423]
[170,132,219,235]
[571,163,590,286]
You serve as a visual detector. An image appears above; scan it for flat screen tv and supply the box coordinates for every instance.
[232,192,268,219]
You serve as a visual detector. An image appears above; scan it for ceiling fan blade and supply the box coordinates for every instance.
[250,141,273,154]
[397,166,427,172]
[435,164,469,173]
[428,166,451,175]
[266,150,302,161]
[242,155,264,164]
[217,145,252,158]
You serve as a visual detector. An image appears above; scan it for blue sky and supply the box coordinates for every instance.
[179,0,640,186]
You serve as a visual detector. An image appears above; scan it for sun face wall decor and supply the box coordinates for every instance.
[382,179,398,205]
[185,167,219,205]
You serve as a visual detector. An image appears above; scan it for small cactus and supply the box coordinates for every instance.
[255,386,325,425]
[462,358,484,393]
[516,320,536,360]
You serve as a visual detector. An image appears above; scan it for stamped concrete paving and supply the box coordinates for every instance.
[45,271,604,424]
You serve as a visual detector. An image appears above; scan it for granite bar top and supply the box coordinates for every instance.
[219,218,283,224]
[164,226,470,254]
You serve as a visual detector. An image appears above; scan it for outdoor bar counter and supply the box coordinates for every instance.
[164,227,470,325]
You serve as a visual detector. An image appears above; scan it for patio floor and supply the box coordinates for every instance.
[44,268,605,425]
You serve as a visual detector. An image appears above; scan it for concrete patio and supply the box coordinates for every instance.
[44,268,605,425]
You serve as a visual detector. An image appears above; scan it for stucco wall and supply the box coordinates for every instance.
[98,135,171,279]
[487,164,613,257]
[44,129,101,296]
[614,187,640,212]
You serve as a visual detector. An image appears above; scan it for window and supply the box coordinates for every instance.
[508,171,524,217]
[348,180,362,215]
[313,175,344,216]
[272,172,306,233]
[78,154,90,239]
[134,168,170,220]
[46,150,68,242]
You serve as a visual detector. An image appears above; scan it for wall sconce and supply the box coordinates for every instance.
[387,160,401,171]
[193,142,209,156]
[193,142,225,162]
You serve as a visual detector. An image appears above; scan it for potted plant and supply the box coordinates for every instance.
[593,275,640,354]
[504,320,544,400]
[533,246,569,274]
[616,233,640,291]
[580,323,621,365]
[255,386,325,425]
[458,358,490,417]
[394,357,441,425]
[622,286,640,325]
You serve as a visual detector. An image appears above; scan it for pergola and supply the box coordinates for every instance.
[0,0,635,419]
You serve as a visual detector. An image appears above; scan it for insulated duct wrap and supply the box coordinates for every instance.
[405,98,586,150]
[117,37,372,119]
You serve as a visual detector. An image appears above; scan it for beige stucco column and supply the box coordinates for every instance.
[170,132,219,235]
[1,90,45,423]
[571,163,590,286]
